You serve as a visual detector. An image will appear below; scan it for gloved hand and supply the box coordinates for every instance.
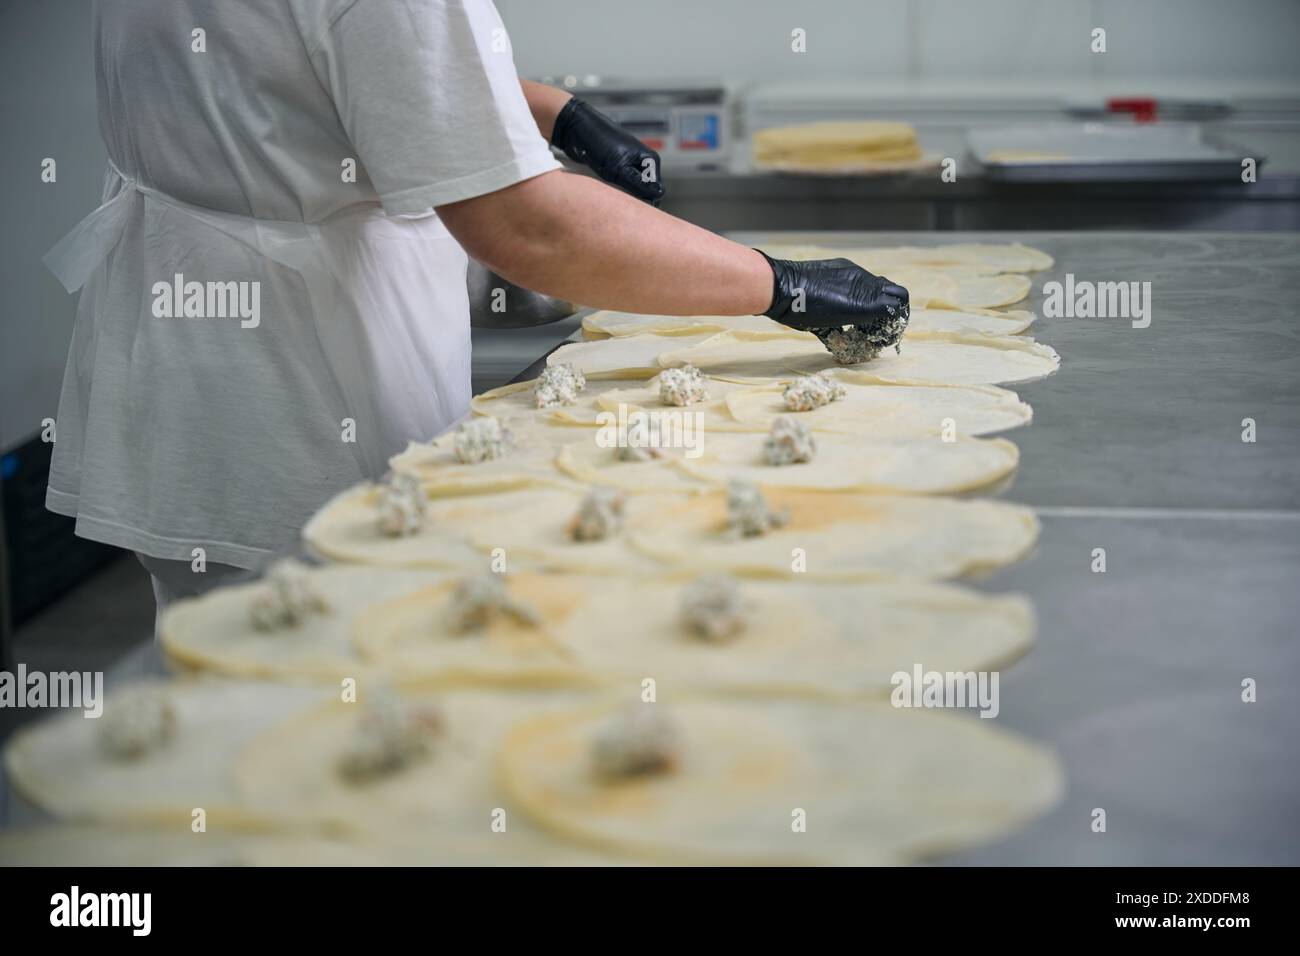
[551,97,665,206]
[756,250,910,358]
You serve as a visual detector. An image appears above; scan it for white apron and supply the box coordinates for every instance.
[44,162,473,569]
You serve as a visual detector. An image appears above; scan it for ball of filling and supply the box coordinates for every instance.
[249,558,330,631]
[375,473,426,538]
[764,415,817,466]
[680,573,749,642]
[568,487,626,542]
[726,479,788,537]
[337,691,442,784]
[658,365,709,407]
[97,686,177,761]
[783,372,845,412]
[454,417,512,464]
[534,363,586,409]
[814,304,908,365]
[443,575,540,633]
[592,706,680,780]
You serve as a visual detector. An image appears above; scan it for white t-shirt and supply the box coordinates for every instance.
[45,0,559,568]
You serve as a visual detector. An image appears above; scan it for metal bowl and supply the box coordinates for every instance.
[467,259,577,329]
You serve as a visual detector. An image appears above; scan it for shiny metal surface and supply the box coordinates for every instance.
[729,231,1300,864]
[467,259,576,330]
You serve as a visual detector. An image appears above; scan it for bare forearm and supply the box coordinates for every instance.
[438,170,772,316]
[519,79,572,141]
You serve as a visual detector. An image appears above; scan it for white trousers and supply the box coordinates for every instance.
[135,553,248,635]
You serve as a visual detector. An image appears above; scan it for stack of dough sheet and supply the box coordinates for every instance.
[757,241,1054,275]
[5,242,1070,866]
[751,241,1049,309]
[548,328,1058,385]
[752,121,925,174]
[656,331,1059,385]
[583,306,1036,340]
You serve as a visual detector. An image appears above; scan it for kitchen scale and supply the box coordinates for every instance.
[533,76,732,172]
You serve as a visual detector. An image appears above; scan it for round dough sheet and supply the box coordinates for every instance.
[232,686,624,863]
[555,576,1035,699]
[659,330,1060,386]
[556,436,712,494]
[678,431,1021,495]
[302,483,488,568]
[4,679,325,825]
[352,572,589,686]
[722,380,1032,437]
[388,423,579,496]
[582,311,804,340]
[161,566,444,682]
[311,486,664,573]
[548,332,716,379]
[501,697,1062,865]
[470,376,653,427]
[627,489,1040,580]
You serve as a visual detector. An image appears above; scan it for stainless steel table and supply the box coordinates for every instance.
[730,231,1300,865]
[663,171,1300,232]
[7,232,1298,865]
[494,230,1300,865]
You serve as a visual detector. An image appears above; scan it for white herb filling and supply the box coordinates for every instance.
[568,488,626,542]
[822,327,878,364]
[375,473,426,538]
[782,372,846,412]
[249,558,331,631]
[534,363,587,409]
[592,706,680,780]
[814,304,909,365]
[453,416,512,464]
[658,365,709,407]
[680,573,749,642]
[97,687,177,761]
[764,415,817,466]
[337,691,442,784]
[444,575,540,634]
[725,479,788,537]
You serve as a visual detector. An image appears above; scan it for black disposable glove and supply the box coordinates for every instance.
[756,250,910,358]
[551,97,665,206]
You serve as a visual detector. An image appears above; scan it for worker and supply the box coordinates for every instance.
[44,0,907,617]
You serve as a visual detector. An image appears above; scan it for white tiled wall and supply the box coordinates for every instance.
[497,0,1300,85]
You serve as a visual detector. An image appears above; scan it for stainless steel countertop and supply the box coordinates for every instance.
[476,230,1300,864]
[483,231,1300,863]
[728,231,1300,865]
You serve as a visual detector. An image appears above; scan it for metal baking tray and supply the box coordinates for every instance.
[968,122,1264,182]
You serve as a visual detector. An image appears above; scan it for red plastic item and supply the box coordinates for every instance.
[1107,97,1158,123]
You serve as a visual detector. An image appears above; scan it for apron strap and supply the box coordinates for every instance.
[42,163,137,294]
